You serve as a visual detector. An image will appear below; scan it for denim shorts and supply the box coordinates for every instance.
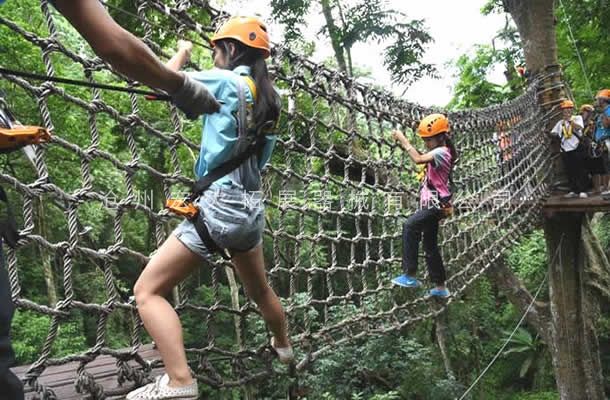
[172,186,265,261]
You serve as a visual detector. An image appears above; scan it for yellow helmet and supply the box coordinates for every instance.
[559,100,574,109]
[417,113,450,138]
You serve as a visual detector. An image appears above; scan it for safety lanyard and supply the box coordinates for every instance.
[561,119,573,139]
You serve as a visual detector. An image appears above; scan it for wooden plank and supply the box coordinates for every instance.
[12,346,159,376]
[544,193,610,213]
[10,345,161,399]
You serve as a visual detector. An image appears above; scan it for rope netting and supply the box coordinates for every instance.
[0,0,559,397]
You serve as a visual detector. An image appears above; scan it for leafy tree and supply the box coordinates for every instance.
[554,0,610,102]
[448,45,513,109]
[270,0,436,86]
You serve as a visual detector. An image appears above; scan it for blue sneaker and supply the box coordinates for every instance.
[429,288,450,298]
[392,274,421,288]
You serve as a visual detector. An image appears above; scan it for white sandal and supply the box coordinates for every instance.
[126,373,198,400]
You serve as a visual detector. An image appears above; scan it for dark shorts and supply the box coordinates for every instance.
[587,155,609,175]
[172,186,265,261]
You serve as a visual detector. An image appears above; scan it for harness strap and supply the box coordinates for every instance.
[184,76,270,259]
[188,132,267,202]
[191,215,231,260]
[188,76,267,202]
[422,147,454,207]
[242,76,257,101]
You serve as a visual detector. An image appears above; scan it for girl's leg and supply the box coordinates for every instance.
[422,210,446,289]
[592,174,601,193]
[133,235,202,386]
[402,210,428,277]
[576,151,591,193]
[562,151,579,193]
[231,244,290,348]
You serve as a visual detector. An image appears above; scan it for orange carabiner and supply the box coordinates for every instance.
[165,199,199,219]
[0,126,51,153]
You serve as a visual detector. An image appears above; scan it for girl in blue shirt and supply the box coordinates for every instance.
[593,90,610,196]
[128,17,292,400]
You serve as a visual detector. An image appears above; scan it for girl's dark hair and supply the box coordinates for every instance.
[438,133,458,167]
[215,39,281,126]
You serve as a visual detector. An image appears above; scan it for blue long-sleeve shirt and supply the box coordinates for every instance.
[594,106,610,142]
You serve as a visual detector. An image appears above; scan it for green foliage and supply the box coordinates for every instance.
[506,230,546,290]
[299,335,463,399]
[555,0,610,102]
[11,310,87,363]
[481,0,505,16]
[449,45,511,109]
[270,0,435,87]
[502,328,543,379]
[447,29,524,110]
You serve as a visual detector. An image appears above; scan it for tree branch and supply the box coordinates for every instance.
[485,259,551,343]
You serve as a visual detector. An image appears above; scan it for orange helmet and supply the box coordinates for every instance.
[580,104,594,113]
[559,100,574,109]
[211,16,270,58]
[596,89,610,100]
[417,114,450,138]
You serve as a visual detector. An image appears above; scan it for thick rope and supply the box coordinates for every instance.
[0,0,555,396]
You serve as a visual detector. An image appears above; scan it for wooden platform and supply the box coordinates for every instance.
[11,345,162,400]
[544,193,610,213]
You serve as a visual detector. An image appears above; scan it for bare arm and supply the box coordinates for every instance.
[392,130,434,164]
[53,0,183,94]
[166,40,193,72]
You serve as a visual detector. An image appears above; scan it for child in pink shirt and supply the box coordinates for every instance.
[392,114,457,298]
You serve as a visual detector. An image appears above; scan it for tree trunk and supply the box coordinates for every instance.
[502,2,608,398]
[502,0,557,76]
[485,260,551,344]
[544,214,607,400]
[319,0,348,74]
[434,311,455,380]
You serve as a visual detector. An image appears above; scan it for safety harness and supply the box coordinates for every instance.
[558,117,590,155]
[421,146,454,218]
[0,96,51,248]
[165,75,273,259]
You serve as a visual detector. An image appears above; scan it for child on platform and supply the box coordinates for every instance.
[550,100,589,198]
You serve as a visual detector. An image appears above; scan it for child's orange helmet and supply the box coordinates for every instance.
[596,89,610,100]
[559,100,574,109]
[417,114,450,138]
[211,16,270,58]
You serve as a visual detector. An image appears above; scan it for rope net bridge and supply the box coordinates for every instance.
[0,0,557,398]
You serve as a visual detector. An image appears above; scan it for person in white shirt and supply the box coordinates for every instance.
[551,100,590,198]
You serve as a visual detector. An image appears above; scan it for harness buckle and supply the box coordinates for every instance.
[165,199,199,219]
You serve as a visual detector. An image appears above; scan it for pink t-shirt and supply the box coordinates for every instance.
[420,146,453,209]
